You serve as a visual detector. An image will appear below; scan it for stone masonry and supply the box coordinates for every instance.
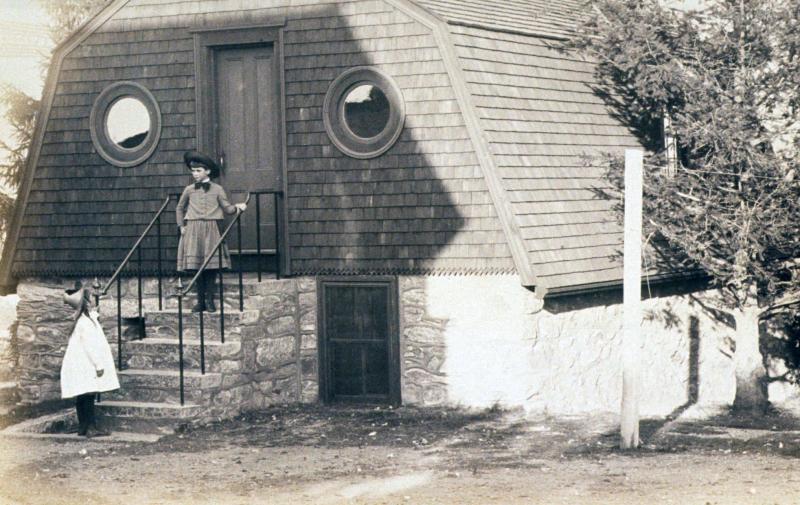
[396,274,800,416]
[13,276,318,421]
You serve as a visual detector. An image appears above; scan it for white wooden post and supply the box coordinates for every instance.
[621,149,643,449]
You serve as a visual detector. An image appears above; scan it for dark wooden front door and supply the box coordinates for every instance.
[214,44,280,252]
[319,279,400,404]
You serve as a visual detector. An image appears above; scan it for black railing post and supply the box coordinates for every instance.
[219,247,225,344]
[199,303,205,375]
[157,212,163,311]
[137,247,143,319]
[274,192,281,280]
[178,293,185,406]
[255,193,262,282]
[116,277,122,371]
[237,215,244,312]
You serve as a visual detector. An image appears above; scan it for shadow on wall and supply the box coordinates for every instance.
[542,276,712,416]
[285,3,467,274]
[762,314,800,397]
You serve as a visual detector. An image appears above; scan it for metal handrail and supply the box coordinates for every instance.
[101,196,173,296]
[99,189,282,407]
[100,195,174,371]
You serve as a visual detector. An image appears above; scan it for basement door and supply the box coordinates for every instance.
[214,44,281,253]
[319,279,401,405]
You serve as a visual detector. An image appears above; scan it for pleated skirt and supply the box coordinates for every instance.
[177,220,231,271]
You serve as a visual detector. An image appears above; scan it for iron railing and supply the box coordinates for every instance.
[100,190,283,406]
[175,192,253,405]
[101,195,173,371]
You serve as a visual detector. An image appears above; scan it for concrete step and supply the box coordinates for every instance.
[95,400,206,434]
[114,337,242,373]
[104,369,221,404]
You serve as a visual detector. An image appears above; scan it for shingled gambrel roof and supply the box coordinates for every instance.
[1,0,643,296]
[413,0,585,39]
[405,0,643,295]
[449,24,642,292]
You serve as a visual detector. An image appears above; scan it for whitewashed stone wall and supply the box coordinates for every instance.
[0,294,18,384]
[399,275,798,416]
[13,274,800,417]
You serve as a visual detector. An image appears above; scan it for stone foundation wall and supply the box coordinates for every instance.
[398,275,800,416]
[248,277,319,408]
[14,280,76,403]
[13,276,318,409]
[14,274,800,417]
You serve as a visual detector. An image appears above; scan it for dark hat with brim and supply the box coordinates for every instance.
[183,150,220,179]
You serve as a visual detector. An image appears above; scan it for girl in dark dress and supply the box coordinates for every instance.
[176,150,247,312]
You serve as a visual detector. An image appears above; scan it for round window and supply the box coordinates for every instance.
[323,67,405,159]
[90,81,161,167]
[106,97,150,149]
[343,84,391,138]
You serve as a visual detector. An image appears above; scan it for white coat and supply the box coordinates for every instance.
[60,310,120,399]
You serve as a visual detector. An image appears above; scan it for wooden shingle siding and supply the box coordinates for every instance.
[450,23,639,291]
[12,0,516,277]
[12,20,197,275]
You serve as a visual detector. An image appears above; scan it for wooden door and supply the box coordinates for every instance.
[214,44,280,253]
[320,280,400,404]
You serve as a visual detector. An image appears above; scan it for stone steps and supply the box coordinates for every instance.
[115,338,242,373]
[104,369,222,404]
[100,276,290,314]
[78,276,307,436]
[94,300,262,434]
[145,309,259,327]
[95,400,207,434]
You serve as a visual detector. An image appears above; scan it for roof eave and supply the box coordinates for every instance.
[543,270,710,299]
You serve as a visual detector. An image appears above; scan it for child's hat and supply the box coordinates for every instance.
[183,150,220,179]
[63,281,86,311]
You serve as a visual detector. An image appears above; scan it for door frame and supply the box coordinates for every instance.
[191,22,290,275]
[317,276,402,406]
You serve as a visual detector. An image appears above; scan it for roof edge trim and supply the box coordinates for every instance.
[445,20,570,42]
[0,0,132,291]
[543,270,709,298]
[387,0,538,287]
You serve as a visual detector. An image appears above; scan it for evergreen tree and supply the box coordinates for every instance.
[0,0,110,247]
[572,0,800,412]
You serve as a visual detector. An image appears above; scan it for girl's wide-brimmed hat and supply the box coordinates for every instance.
[63,281,85,310]
[183,150,220,179]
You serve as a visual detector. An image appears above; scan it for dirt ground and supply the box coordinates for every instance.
[1,404,800,505]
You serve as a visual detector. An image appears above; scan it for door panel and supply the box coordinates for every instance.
[214,45,279,252]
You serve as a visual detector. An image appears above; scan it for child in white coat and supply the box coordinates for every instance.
[61,282,120,437]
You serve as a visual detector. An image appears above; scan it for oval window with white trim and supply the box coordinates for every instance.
[90,81,161,167]
[323,67,405,159]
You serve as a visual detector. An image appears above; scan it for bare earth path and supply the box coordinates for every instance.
[1,405,799,504]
